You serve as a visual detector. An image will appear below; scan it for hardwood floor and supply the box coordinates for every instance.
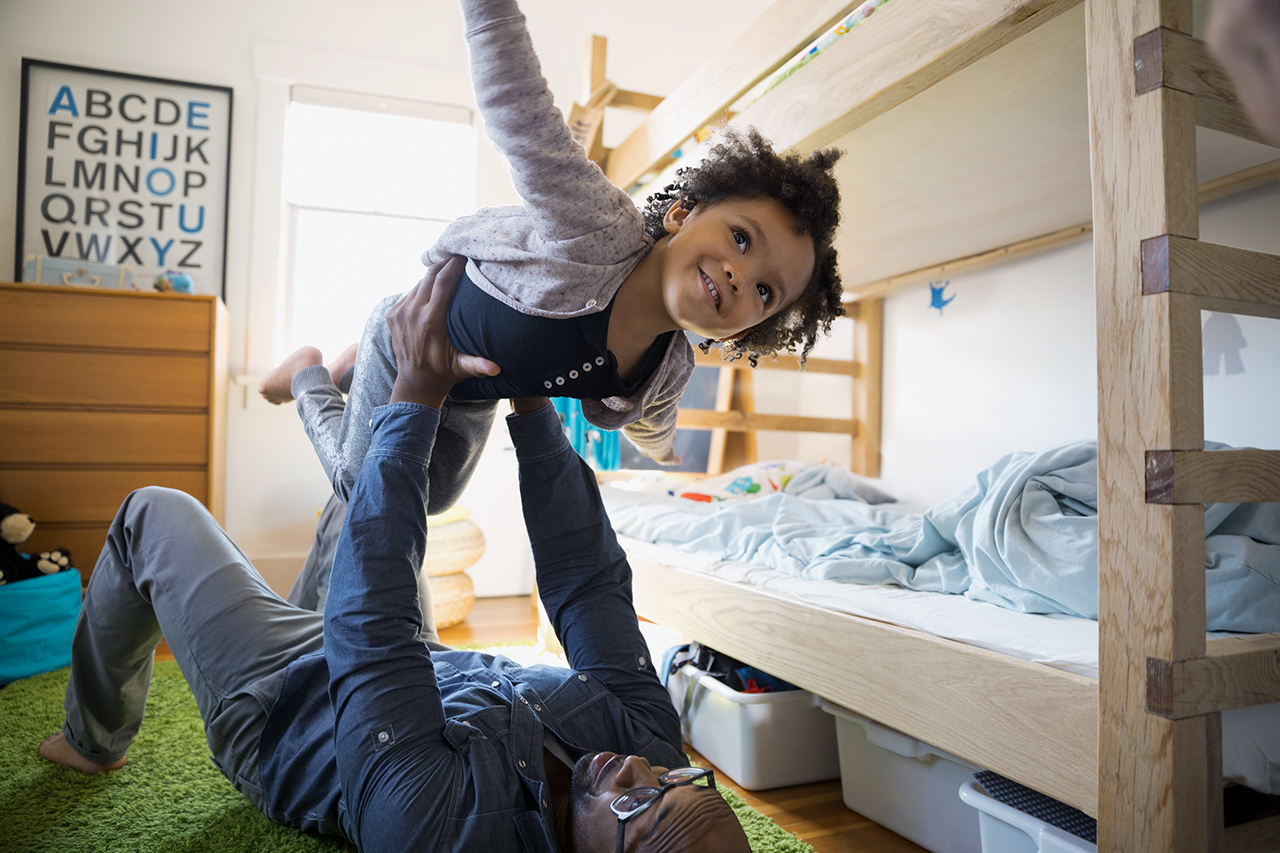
[157,595,926,852]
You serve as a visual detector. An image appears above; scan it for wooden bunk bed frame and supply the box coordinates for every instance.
[585,1,1280,849]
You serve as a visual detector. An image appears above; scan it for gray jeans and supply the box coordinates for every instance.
[61,487,324,813]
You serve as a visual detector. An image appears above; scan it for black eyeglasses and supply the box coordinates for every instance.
[610,766,715,853]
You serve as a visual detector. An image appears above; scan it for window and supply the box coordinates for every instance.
[278,86,474,361]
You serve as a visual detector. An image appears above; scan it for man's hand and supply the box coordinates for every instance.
[387,256,500,409]
[1208,0,1280,147]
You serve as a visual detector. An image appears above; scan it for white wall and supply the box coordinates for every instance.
[0,0,770,596]
[4,1,1275,592]
[756,181,1280,509]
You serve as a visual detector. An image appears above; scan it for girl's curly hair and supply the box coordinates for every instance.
[640,127,844,366]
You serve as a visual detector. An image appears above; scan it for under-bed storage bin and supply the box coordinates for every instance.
[666,663,840,790]
[821,700,983,853]
[959,777,1097,853]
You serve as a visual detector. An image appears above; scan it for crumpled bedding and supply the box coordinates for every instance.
[604,440,1280,633]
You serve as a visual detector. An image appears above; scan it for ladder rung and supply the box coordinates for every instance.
[1147,633,1280,719]
[1146,449,1280,504]
[1142,235,1280,319]
[677,408,857,436]
[1134,27,1268,144]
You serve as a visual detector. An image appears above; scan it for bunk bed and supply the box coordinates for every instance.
[584,1,1280,850]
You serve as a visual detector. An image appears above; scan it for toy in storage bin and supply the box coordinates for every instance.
[821,699,984,853]
[665,661,840,790]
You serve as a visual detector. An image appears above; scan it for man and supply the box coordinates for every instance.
[39,257,751,853]
[1208,0,1280,146]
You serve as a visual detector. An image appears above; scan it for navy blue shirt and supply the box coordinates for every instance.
[256,403,685,850]
[447,268,674,402]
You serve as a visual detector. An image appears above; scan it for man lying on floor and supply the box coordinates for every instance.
[38,257,750,853]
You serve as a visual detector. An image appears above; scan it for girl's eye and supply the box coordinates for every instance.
[733,229,748,249]
[756,283,772,305]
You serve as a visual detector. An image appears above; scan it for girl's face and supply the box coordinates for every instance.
[657,195,815,342]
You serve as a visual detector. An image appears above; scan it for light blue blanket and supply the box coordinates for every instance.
[606,441,1280,633]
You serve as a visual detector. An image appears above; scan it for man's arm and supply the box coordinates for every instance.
[322,259,497,845]
[505,402,685,749]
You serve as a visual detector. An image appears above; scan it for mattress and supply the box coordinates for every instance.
[608,515,1280,796]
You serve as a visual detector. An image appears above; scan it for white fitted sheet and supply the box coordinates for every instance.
[617,535,1280,796]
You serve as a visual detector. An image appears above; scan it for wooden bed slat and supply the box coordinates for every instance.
[1147,633,1280,719]
[1146,448,1280,504]
[603,0,859,189]
[728,0,1082,157]
[1134,27,1267,145]
[675,408,856,436]
[628,555,1100,816]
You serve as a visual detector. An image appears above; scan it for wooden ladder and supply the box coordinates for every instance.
[1089,2,1280,850]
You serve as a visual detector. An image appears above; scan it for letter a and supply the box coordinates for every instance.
[48,85,80,117]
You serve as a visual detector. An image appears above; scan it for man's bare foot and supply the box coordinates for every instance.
[327,343,358,385]
[258,346,323,404]
[39,730,126,774]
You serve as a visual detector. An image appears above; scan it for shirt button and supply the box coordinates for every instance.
[377,731,389,743]
[555,376,565,386]
[519,760,527,768]
[583,362,592,372]
[569,370,578,379]
[585,299,597,308]
[544,381,553,389]
[520,696,529,704]
[534,704,542,711]
[491,681,500,688]
[542,798,548,808]
[595,356,605,366]
[578,674,588,682]
[638,656,646,667]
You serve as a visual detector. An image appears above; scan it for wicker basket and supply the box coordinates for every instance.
[427,571,476,629]
[422,519,485,577]
[422,517,483,628]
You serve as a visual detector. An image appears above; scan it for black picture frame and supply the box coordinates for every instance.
[16,59,233,300]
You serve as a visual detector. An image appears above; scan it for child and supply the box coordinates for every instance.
[261,0,845,517]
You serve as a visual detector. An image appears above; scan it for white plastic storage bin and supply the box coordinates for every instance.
[959,780,1097,853]
[821,700,984,853]
[666,663,840,790]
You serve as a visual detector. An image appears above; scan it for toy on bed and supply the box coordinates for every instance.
[671,460,897,504]
[0,502,73,586]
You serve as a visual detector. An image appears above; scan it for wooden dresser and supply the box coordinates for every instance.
[0,282,228,585]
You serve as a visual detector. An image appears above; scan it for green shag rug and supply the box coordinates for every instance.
[0,661,813,853]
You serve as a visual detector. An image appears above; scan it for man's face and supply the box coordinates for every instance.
[566,751,750,853]
[657,195,815,343]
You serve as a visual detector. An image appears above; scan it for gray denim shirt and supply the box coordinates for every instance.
[258,402,687,849]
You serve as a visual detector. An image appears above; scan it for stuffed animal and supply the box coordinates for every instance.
[0,502,73,586]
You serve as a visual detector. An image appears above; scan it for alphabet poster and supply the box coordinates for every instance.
[16,59,232,298]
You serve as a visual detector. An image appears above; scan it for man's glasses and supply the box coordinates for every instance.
[610,766,715,853]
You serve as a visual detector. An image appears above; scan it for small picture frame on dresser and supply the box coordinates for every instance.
[15,59,232,300]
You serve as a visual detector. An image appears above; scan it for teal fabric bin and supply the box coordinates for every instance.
[0,569,82,684]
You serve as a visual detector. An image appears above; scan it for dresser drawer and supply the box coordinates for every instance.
[0,469,208,523]
[0,348,209,409]
[0,286,213,353]
[0,411,209,466]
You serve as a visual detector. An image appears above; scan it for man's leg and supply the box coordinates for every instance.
[52,487,323,812]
